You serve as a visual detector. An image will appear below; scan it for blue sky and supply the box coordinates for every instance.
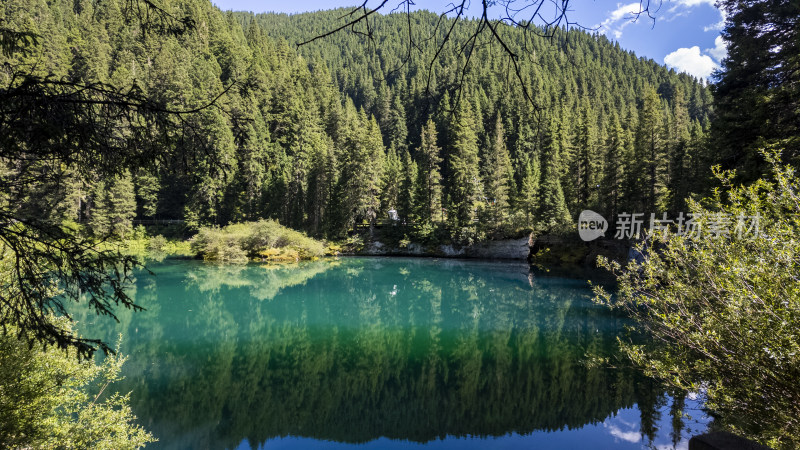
[211,0,727,80]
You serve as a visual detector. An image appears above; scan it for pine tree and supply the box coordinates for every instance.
[669,86,691,212]
[635,87,668,212]
[602,113,626,220]
[341,110,385,234]
[415,119,443,223]
[107,171,137,238]
[711,0,800,179]
[398,149,417,224]
[446,98,481,228]
[88,180,110,236]
[483,113,514,225]
[134,170,160,219]
[381,145,402,219]
[307,135,335,237]
[518,156,540,227]
[574,105,599,209]
[539,117,572,230]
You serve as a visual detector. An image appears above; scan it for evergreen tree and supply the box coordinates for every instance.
[635,87,668,212]
[307,135,335,237]
[518,156,540,227]
[88,180,110,237]
[341,110,385,234]
[134,170,160,219]
[483,113,514,225]
[415,119,443,223]
[381,145,403,218]
[446,99,481,228]
[602,113,627,220]
[668,86,691,212]
[107,171,137,238]
[398,149,417,223]
[539,117,572,230]
[574,105,600,210]
[711,0,800,179]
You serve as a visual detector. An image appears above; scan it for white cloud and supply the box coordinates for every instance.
[705,35,727,62]
[664,46,719,79]
[603,422,641,443]
[597,2,644,39]
[674,0,715,7]
[704,6,727,31]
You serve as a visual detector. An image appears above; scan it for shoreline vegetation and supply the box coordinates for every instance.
[117,220,532,263]
[116,219,630,265]
[0,319,155,449]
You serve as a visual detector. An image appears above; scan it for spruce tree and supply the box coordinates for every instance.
[381,145,402,219]
[134,170,160,219]
[669,86,691,212]
[483,113,514,225]
[398,149,417,224]
[539,117,573,230]
[574,105,599,209]
[519,156,540,227]
[446,98,481,228]
[88,180,110,237]
[602,113,626,220]
[341,110,385,233]
[415,119,443,223]
[107,171,137,238]
[711,0,800,179]
[635,86,668,212]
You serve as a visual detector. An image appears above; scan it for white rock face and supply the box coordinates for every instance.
[464,237,531,260]
[406,243,425,255]
[438,244,465,257]
[366,241,387,255]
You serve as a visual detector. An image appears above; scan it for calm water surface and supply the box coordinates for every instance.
[77,257,708,449]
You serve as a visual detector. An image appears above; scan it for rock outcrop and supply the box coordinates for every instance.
[356,235,532,260]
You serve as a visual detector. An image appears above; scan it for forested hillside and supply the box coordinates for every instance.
[1,0,713,240]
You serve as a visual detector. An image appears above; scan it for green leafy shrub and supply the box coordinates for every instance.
[147,235,168,252]
[595,152,800,448]
[0,319,155,449]
[191,220,324,262]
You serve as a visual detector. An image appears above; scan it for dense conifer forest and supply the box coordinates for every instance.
[2,0,800,447]
[1,0,715,241]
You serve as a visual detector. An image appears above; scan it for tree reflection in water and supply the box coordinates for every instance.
[77,258,707,449]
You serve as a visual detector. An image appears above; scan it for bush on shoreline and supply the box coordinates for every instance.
[595,153,800,448]
[191,220,325,263]
[0,319,155,449]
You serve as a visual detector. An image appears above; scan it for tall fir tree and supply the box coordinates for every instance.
[482,113,514,225]
[602,113,627,220]
[518,156,541,227]
[539,116,573,230]
[446,99,481,228]
[635,87,668,212]
[107,171,137,238]
[398,149,417,223]
[415,119,443,223]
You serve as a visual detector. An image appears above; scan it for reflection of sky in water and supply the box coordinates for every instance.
[243,399,709,449]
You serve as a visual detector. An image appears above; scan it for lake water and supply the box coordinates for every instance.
[77,257,708,449]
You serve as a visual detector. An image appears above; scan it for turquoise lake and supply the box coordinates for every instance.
[77,257,709,449]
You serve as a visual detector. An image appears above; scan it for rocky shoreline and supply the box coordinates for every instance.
[348,233,632,264]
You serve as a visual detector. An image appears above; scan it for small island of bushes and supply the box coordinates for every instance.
[190,220,327,263]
